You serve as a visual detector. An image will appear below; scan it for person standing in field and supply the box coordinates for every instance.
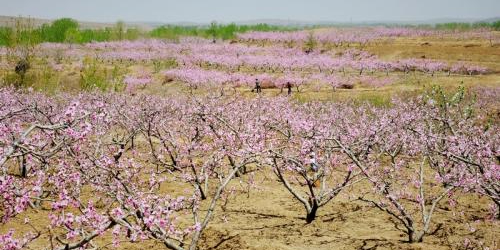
[286,82,292,96]
[309,152,319,172]
[308,152,321,187]
[253,78,262,93]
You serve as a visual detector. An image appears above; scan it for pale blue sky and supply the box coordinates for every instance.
[1,0,499,23]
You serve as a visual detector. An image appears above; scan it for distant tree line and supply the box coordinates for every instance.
[1,17,498,47]
[0,17,296,46]
[0,17,140,46]
[149,22,297,40]
[434,21,500,31]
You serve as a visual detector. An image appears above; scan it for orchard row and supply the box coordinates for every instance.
[0,86,498,250]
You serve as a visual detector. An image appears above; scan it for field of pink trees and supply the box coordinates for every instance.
[1,85,498,250]
[1,27,495,93]
[0,26,499,250]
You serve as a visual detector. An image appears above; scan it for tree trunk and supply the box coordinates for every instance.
[306,202,319,223]
[407,228,415,243]
[413,231,424,243]
[494,200,500,220]
[20,156,27,178]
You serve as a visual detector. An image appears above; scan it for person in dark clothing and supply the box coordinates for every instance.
[286,82,292,96]
[253,78,262,93]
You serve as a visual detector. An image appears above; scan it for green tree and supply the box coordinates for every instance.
[114,20,125,40]
[48,18,79,42]
[64,27,82,43]
[125,28,140,40]
[207,21,218,41]
[0,27,14,46]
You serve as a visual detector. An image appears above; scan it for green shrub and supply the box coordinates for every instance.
[79,58,109,91]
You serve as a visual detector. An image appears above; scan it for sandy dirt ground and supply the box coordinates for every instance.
[3,172,498,250]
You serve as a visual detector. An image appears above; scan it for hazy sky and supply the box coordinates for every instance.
[1,0,499,23]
